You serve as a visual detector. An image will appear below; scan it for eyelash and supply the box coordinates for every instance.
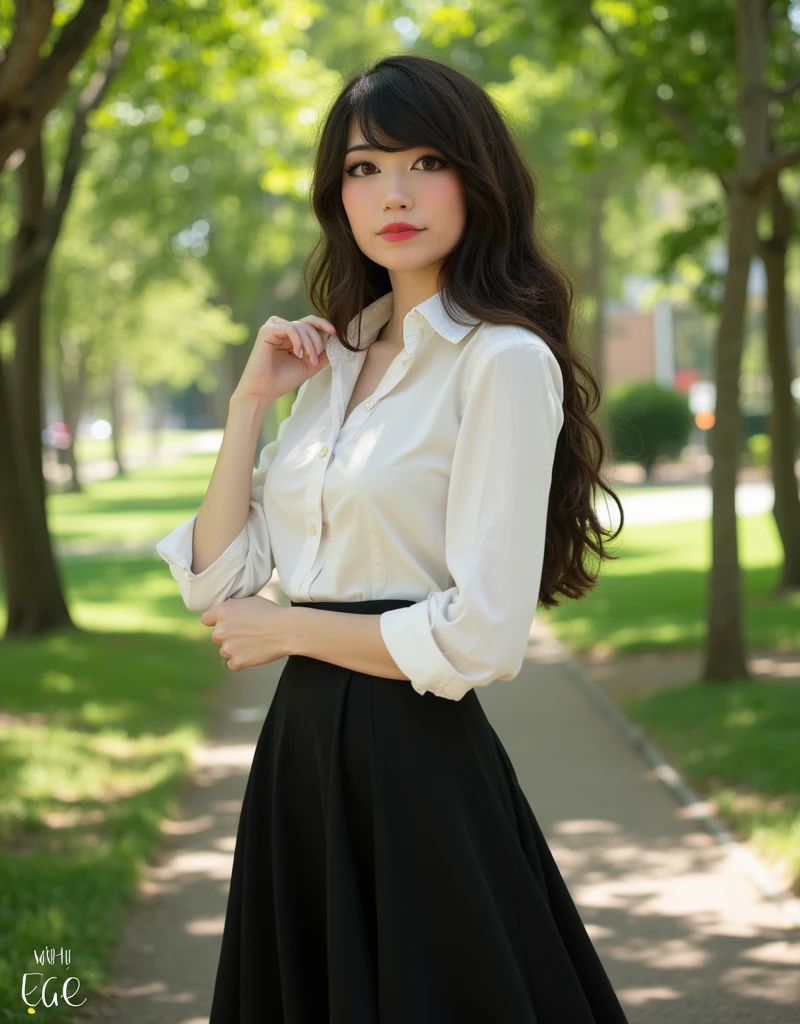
[344,152,448,177]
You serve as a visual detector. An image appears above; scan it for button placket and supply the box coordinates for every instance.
[300,435,331,581]
[331,327,423,452]
[362,340,418,415]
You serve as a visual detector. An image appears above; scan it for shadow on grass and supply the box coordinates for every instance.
[48,453,220,545]
[546,521,798,655]
[0,551,225,1020]
[621,679,800,893]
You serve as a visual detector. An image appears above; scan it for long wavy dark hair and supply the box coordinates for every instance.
[304,53,624,608]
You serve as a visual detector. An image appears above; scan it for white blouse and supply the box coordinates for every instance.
[156,288,565,702]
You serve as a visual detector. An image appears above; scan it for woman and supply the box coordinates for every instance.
[157,53,627,1023]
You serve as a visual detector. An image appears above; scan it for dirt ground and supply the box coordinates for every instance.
[572,645,800,705]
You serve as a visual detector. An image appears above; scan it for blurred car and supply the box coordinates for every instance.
[41,421,72,450]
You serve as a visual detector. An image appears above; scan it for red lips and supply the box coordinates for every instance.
[379,222,421,233]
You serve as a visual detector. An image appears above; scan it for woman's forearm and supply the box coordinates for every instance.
[191,394,272,575]
[284,607,410,681]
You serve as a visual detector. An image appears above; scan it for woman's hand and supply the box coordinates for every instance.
[232,314,337,405]
[200,596,290,671]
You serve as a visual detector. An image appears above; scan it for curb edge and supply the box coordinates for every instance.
[553,641,800,933]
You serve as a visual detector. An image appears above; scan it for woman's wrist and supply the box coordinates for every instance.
[278,606,303,658]
[229,388,274,413]
[226,391,273,438]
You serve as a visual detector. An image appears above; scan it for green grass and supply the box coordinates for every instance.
[71,428,210,465]
[49,452,219,549]
[0,552,222,1020]
[546,513,800,653]
[619,680,800,894]
[546,512,800,895]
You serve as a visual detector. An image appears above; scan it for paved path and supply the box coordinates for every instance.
[54,478,789,562]
[76,582,800,1024]
[602,478,798,529]
[45,430,224,488]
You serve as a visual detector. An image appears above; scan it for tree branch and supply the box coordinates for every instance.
[742,144,800,193]
[0,6,129,324]
[576,0,697,152]
[0,0,54,113]
[0,0,111,172]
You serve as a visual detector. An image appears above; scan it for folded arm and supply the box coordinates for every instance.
[156,391,300,613]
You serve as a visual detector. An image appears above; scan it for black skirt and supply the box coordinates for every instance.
[209,598,630,1023]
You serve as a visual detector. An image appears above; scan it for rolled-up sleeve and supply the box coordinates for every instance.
[379,341,564,700]
[155,393,300,613]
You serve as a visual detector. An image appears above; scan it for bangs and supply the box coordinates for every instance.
[346,70,458,157]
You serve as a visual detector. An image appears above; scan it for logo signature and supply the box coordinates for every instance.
[21,948,86,1012]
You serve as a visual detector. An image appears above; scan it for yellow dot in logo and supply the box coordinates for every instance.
[28,1010,36,1015]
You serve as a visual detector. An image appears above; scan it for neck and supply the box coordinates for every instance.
[374,326,401,347]
[379,277,441,349]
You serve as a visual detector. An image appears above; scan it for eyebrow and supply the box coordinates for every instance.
[344,144,433,156]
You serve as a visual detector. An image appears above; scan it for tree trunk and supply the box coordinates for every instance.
[0,11,127,637]
[1,132,74,636]
[702,0,771,682]
[149,381,166,456]
[588,165,612,469]
[702,187,757,681]
[109,363,126,476]
[10,134,48,513]
[54,329,88,494]
[758,178,800,592]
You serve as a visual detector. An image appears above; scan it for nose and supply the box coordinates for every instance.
[381,171,414,207]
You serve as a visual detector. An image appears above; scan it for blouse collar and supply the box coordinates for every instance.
[325,289,481,364]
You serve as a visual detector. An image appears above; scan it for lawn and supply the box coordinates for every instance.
[70,427,210,464]
[49,451,220,549]
[546,512,799,652]
[0,453,225,1021]
[546,512,800,895]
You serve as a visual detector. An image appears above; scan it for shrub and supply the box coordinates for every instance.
[607,380,694,479]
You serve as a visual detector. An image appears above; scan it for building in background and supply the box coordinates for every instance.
[605,258,800,395]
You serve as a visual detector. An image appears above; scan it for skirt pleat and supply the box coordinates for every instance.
[209,598,630,1024]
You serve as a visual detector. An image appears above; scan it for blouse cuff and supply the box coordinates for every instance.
[379,600,467,701]
[155,516,249,612]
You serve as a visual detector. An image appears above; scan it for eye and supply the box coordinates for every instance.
[344,152,448,177]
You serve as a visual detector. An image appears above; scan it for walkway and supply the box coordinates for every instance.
[76,581,800,1024]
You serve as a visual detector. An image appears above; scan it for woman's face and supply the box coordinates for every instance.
[341,121,466,273]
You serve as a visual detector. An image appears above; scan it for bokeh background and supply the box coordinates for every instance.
[1,1,799,1019]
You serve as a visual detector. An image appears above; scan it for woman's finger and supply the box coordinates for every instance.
[263,317,330,363]
[275,323,304,360]
[302,314,336,334]
[298,324,320,365]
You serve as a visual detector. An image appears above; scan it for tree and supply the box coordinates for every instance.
[700,0,798,679]
[0,1,127,636]
[542,0,800,680]
[758,175,800,595]
[0,0,390,636]
[45,191,248,488]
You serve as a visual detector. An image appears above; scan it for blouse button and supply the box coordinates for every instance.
[307,522,317,534]
[364,396,376,409]
[318,444,328,457]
